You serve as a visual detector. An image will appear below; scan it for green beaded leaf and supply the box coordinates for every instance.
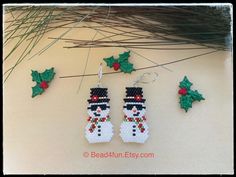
[103,56,116,68]
[179,95,193,112]
[188,90,205,101]
[40,67,55,82]
[120,61,135,73]
[31,70,42,83]
[179,76,193,90]
[118,51,130,63]
[32,84,44,98]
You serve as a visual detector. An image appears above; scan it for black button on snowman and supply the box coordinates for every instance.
[85,88,113,143]
[120,87,149,143]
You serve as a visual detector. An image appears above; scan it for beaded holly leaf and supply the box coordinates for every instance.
[103,51,135,73]
[178,76,205,112]
[31,67,55,98]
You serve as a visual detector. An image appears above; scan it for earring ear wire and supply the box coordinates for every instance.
[133,72,158,87]
[97,63,103,88]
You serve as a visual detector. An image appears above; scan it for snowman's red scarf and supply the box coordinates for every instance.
[124,116,146,133]
[87,116,110,133]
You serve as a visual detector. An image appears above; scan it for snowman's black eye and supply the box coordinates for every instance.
[99,104,110,110]
[90,105,98,111]
[125,104,134,110]
[135,105,143,110]
[123,104,146,110]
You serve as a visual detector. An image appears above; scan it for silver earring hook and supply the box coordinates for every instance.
[97,63,103,87]
[133,72,158,87]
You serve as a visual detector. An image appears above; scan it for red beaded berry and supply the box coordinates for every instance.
[134,95,142,101]
[91,95,99,102]
[178,88,187,95]
[40,81,48,89]
[113,62,120,71]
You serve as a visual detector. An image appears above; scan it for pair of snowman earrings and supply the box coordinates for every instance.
[85,86,148,144]
[85,64,152,144]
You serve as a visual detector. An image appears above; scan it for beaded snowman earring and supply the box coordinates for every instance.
[85,64,114,143]
[120,72,158,143]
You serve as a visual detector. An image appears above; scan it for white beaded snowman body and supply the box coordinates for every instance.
[85,87,113,143]
[120,87,149,143]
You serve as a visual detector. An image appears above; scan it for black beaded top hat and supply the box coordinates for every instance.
[88,87,110,103]
[124,87,146,103]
